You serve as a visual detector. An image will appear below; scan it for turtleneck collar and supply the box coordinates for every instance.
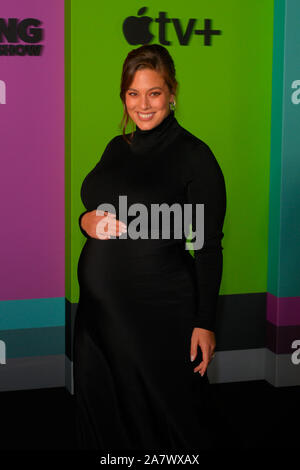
[130,110,180,155]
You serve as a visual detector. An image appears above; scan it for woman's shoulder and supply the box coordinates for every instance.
[176,123,212,154]
[174,123,224,185]
[176,124,219,167]
[105,133,132,149]
[104,134,121,148]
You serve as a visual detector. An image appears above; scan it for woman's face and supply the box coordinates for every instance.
[125,68,175,131]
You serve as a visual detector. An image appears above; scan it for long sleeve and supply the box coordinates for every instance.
[78,137,116,239]
[185,143,226,333]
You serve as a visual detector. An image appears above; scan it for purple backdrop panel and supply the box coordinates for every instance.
[0,0,64,300]
[267,293,300,326]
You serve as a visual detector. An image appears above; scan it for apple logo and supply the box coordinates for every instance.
[123,7,154,45]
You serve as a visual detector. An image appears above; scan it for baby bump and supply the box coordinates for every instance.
[77,238,197,301]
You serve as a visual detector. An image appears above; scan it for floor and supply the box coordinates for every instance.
[0,380,298,456]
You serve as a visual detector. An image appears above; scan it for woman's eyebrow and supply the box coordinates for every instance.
[128,86,163,91]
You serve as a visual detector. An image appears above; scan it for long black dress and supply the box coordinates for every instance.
[73,110,230,451]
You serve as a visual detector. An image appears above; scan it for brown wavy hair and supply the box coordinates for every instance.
[119,44,178,145]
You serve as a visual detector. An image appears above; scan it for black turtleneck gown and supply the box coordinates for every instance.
[73,111,228,451]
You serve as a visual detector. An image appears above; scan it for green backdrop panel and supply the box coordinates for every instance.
[66,0,274,303]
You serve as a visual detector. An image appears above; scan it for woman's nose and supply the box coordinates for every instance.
[140,94,151,109]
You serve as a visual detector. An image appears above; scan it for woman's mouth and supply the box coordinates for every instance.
[137,112,155,121]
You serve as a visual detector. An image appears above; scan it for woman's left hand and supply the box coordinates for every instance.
[190,328,216,376]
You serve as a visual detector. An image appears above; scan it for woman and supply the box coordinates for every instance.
[74,44,228,451]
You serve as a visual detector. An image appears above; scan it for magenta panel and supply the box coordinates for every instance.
[0,1,64,300]
[267,293,300,326]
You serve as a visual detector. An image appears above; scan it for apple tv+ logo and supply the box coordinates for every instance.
[123,6,221,46]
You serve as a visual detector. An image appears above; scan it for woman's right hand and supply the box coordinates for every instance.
[80,210,127,240]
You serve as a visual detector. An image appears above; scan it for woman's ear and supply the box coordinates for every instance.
[170,92,176,104]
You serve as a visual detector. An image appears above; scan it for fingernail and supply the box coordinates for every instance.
[190,355,194,362]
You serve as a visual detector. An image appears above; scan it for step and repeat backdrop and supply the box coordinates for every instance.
[0,1,65,390]
[0,0,299,392]
[266,0,300,385]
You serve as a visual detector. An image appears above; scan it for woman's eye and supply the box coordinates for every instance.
[128,92,161,97]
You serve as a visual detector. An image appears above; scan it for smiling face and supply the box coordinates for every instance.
[125,68,175,131]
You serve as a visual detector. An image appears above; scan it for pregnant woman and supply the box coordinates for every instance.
[73,44,229,451]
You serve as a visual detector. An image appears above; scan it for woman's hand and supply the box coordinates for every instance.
[190,327,216,376]
[81,210,127,240]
